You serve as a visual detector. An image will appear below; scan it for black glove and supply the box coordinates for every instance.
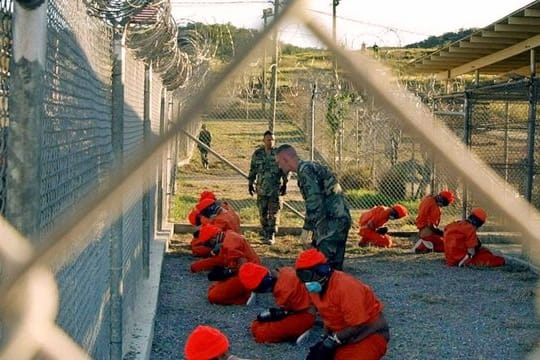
[376,226,388,235]
[433,228,444,236]
[306,335,340,360]
[256,307,289,322]
[248,183,255,196]
[279,184,287,196]
[475,240,482,252]
[207,267,235,281]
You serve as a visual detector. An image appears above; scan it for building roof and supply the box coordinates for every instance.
[409,0,540,80]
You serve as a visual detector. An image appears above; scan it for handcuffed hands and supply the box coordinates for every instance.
[376,226,388,235]
[306,334,340,360]
[256,307,289,322]
[207,267,235,281]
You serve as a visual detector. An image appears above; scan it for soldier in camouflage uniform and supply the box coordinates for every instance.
[275,144,351,270]
[197,124,212,169]
[248,131,288,245]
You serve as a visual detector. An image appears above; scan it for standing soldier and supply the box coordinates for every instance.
[248,130,288,245]
[275,144,351,270]
[197,123,212,169]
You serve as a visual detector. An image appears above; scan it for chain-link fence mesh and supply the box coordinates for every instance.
[0,0,10,216]
[0,0,210,358]
[3,0,540,358]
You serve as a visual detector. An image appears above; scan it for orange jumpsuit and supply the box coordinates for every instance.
[414,195,445,252]
[191,230,261,304]
[443,220,505,267]
[358,206,393,248]
[190,207,242,257]
[309,271,388,360]
[250,267,316,343]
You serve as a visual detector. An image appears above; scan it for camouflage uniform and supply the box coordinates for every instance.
[248,146,288,241]
[198,127,212,168]
[297,160,351,270]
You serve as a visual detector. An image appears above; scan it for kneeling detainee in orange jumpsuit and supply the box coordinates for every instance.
[295,249,389,360]
[444,207,505,268]
[238,262,316,344]
[358,204,408,248]
[190,224,261,305]
[188,191,242,257]
[413,190,454,253]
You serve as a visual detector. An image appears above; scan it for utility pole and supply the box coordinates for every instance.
[270,0,279,132]
[332,0,340,84]
[262,7,272,119]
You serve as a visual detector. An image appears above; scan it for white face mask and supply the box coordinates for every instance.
[305,281,322,293]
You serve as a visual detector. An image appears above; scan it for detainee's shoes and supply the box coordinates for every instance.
[245,292,256,306]
[295,330,311,345]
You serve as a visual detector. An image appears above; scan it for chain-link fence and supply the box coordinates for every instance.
[0,0,208,358]
[4,0,540,358]
[176,55,540,237]
[432,79,540,226]
[176,56,460,233]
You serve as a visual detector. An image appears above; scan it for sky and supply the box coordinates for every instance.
[171,0,536,48]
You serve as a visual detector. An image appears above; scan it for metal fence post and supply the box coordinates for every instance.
[142,64,151,278]
[526,49,537,203]
[156,89,166,231]
[7,1,48,240]
[110,28,125,360]
[310,83,316,161]
[462,91,471,218]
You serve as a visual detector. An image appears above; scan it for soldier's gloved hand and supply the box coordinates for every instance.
[376,226,388,235]
[306,334,340,360]
[207,267,235,281]
[256,307,289,322]
[279,184,287,196]
[300,229,313,249]
[248,183,255,197]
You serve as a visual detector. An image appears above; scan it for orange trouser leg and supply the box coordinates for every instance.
[359,228,392,247]
[414,234,444,253]
[250,312,316,343]
[207,276,251,305]
[191,244,212,257]
[190,257,223,272]
[468,247,506,267]
[334,333,388,360]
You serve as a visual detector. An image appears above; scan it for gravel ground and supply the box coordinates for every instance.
[150,236,540,360]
